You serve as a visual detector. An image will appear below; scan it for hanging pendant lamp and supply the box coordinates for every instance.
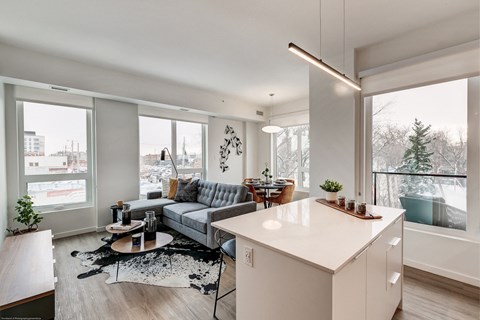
[288,0,361,91]
[261,93,282,134]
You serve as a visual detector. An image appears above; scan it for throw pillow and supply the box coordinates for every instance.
[175,178,199,202]
[161,178,169,198]
[167,178,178,199]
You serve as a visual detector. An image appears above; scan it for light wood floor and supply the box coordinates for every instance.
[54,232,479,320]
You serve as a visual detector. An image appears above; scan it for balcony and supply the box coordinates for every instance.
[373,171,467,231]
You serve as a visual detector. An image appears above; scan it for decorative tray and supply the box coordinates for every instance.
[315,199,382,220]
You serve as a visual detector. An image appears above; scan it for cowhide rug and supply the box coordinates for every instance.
[71,230,224,295]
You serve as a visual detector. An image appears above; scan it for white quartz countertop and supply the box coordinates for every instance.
[212,197,404,274]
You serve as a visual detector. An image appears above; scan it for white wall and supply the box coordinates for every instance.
[309,68,358,198]
[95,99,139,229]
[0,84,7,246]
[208,117,245,184]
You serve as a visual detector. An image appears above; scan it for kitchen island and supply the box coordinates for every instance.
[212,197,404,320]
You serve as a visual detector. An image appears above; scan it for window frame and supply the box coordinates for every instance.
[273,124,310,191]
[362,76,479,241]
[17,100,94,212]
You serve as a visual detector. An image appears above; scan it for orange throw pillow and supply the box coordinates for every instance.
[167,178,178,199]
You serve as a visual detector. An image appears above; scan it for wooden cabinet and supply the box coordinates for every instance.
[0,230,56,319]
[367,216,403,320]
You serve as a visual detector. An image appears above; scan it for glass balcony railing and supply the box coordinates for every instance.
[372,171,467,231]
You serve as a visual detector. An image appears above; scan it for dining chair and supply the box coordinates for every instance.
[268,180,295,205]
[246,184,268,208]
[271,178,295,197]
[242,178,266,198]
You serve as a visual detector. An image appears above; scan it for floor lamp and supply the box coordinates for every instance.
[160,147,178,177]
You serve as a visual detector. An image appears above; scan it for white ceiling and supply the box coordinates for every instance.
[0,0,478,106]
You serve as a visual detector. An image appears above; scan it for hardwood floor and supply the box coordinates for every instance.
[54,232,479,320]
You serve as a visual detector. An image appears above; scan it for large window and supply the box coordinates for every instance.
[139,116,205,197]
[369,79,469,231]
[19,101,92,208]
[274,125,309,189]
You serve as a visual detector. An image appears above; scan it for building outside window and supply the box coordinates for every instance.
[18,101,92,208]
[274,124,309,189]
[139,116,206,197]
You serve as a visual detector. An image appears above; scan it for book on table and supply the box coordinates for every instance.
[109,221,142,231]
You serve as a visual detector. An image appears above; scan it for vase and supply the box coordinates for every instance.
[325,192,337,203]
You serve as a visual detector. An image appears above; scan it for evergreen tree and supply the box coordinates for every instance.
[398,118,435,194]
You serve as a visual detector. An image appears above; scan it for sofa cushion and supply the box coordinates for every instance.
[197,180,217,206]
[163,202,209,223]
[211,183,249,208]
[126,198,175,220]
[182,208,212,234]
[175,179,199,202]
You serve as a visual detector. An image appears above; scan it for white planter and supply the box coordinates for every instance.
[325,192,337,203]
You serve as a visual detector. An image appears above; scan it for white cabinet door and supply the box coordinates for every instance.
[333,248,367,320]
[366,234,387,320]
[386,217,403,318]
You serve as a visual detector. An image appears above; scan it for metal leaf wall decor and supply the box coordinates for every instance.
[219,125,243,172]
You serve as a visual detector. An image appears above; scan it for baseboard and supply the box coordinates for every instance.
[404,265,480,300]
[96,226,106,232]
[404,258,480,288]
[53,226,97,239]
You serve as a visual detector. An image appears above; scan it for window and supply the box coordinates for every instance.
[176,121,204,178]
[19,101,92,208]
[368,79,468,231]
[139,116,206,197]
[274,125,309,189]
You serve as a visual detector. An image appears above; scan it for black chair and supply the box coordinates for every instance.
[213,230,236,319]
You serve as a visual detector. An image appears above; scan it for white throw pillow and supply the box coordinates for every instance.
[161,178,170,198]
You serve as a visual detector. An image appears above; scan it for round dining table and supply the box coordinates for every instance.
[246,181,293,208]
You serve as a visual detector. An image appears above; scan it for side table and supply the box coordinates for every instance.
[102,220,145,244]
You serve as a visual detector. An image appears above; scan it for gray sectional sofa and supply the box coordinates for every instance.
[126,180,256,249]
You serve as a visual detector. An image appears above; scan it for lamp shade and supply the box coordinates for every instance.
[262,125,282,133]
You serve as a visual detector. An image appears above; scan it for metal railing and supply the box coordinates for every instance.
[372,171,467,230]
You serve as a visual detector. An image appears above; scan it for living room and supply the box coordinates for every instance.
[0,1,479,319]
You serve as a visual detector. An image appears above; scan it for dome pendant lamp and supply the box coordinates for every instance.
[261,93,282,134]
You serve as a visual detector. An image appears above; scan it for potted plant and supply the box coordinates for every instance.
[261,162,273,183]
[319,179,343,203]
[7,195,43,235]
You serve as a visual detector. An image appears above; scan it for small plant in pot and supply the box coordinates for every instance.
[319,179,343,203]
[261,162,273,183]
[7,195,43,235]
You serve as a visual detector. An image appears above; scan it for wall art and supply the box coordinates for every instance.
[219,125,243,172]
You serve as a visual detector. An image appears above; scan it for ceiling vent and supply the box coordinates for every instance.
[50,86,69,92]
[256,110,264,116]
[179,108,189,112]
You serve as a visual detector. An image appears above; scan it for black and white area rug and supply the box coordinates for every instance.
[71,230,224,295]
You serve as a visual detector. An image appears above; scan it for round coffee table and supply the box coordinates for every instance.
[111,232,174,280]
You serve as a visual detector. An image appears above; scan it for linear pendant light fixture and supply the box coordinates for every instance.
[288,43,361,91]
[288,0,361,91]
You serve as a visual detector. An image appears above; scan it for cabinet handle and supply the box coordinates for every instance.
[389,272,401,285]
[354,247,368,261]
[389,237,401,247]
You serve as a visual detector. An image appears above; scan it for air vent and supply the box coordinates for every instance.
[179,108,189,112]
[256,110,264,116]
[50,86,69,92]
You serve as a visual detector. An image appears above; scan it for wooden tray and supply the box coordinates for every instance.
[316,199,382,220]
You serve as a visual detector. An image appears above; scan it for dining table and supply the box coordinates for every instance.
[246,181,294,208]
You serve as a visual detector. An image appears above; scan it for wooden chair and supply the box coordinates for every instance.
[271,178,295,197]
[243,178,266,197]
[268,180,295,206]
[246,184,268,208]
